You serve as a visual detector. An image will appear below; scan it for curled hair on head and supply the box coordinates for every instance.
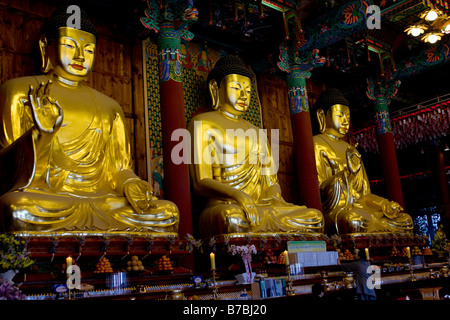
[40,4,98,44]
[313,88,350,114]
[207,54,254,87]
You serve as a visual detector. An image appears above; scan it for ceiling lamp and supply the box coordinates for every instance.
[441,20,450,33]
[404,1,450,43]
[422,31,443,43]
[423,9,439,21]
[405,25,428,37]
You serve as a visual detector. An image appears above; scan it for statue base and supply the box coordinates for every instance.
[339,232,427,250]
[20,234,190,259]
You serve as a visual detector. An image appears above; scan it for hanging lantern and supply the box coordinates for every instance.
[422,31,443,43]
[405,25,428,37]
[354,100,450,152]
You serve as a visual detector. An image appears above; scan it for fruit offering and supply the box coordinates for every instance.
[423,247,433,255]
[401,247,409,257]
[263,249,277,264]
[157,255,173,271]
[126,255,145,272]
[411,246,422,256]
[341,249,354,260]
[337,249,344,260]
[277,252,286,264]
[390,246,400,257]
[95,257,113,273]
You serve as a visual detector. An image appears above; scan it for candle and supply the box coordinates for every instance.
[66,256,73,279]
[284,250,290,265]
[210,252,216,270]
[66,256,73,268]
[365,248,370,261]
[406,247,411,258]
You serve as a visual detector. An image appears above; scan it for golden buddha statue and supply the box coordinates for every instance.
[188,55,324,238]
[0,7,179,235]
[312,88,413,235]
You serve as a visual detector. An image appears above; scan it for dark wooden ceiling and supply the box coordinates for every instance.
[81,0,450,131]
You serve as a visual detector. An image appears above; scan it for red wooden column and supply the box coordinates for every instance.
[141,2,198,255]
[285,68,322,211]
[157,22,193,240]
[367,79,405,207]
[277,39,324,211]
[377,132,405,208]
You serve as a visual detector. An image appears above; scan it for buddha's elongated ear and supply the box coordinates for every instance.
[316,108,326,133]
[209,79,219,110]
[39,35,53,73]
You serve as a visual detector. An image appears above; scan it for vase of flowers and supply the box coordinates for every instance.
[0,234,34,300]
[228,244,257,284]
[431,224,449,258]
[0,276,26,300]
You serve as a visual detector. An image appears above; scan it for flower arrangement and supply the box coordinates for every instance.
[0,234,34,271]
[0,234,33,300]
[431,225,449,257]
[228,244,257,283]
[0,277,26,300]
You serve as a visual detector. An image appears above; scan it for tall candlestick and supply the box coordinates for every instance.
[284,250,290,265]
[210,252,216,270]
[406,247,411,258]
[365,248,370,261]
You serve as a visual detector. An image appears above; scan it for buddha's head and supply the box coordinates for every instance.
[39,6,97,83]
[207,55,254,117]
[314,88,351,139]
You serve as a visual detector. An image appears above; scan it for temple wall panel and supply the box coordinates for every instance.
[257,73,296,203]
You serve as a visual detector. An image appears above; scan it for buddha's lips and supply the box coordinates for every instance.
[237,102,246,108]
[70,64,85,70]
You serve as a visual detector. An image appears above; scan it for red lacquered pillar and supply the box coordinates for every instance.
[286,68,322,211]
[367,78,405,208]
[157,22,193,240]
[373,98,405,208]
[141,2,199,270]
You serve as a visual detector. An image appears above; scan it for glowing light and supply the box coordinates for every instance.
[411,27,423,36]
[425,10,439,21]
[442,21,450,33]
[429,34,439,43]
[405,25,427,37]
[422,33,441,43]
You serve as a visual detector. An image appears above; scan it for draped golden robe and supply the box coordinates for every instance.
[313,133,413,235]
[189,111,324,237]
[0,75,178,235]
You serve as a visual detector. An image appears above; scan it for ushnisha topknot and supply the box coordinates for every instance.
[314,88,350,114]
[207,55,254,87]
[40,4,98,42]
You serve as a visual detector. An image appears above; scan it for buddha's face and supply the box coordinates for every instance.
[324,104,350,138]
[217,74,252,116]
[53,27,96,82]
